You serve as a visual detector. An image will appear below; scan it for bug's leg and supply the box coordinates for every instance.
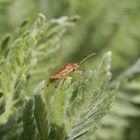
[47,78,55,87]
[61,76,68,85]
[47,78,52,87]
[46,82,49,87]
[59,78,65,90]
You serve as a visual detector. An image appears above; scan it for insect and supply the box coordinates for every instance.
[47,52,96,87]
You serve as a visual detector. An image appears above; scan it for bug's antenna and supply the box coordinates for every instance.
[78,52,96,64]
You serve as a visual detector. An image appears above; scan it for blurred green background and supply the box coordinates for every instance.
[0,0,140,140]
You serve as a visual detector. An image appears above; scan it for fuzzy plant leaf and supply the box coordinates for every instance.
[0,14,46,137]
[93,58,140,140]
[65,52,115,139]
[117,59,140,81]
[34,81,50,140]
[22,99,37,140]
[39,51,116,140]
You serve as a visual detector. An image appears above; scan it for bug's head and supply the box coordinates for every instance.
[73,63,79,69]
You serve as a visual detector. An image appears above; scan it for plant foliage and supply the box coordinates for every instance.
[0,13,116,140]
[0,0,140,140]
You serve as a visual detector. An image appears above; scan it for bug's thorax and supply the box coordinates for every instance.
[65,63,79,69]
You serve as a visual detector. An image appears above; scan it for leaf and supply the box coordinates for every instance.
[0,14,46,125]
[0,34,10,57]
[117,59,140,81]
[22,99,37,140]
[65,52,116,139]
[45,52,116,140]
[34,81,50,140]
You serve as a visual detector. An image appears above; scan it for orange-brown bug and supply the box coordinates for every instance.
[47,52,96,87]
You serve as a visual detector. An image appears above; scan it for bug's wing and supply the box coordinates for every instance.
[53,64,74,77]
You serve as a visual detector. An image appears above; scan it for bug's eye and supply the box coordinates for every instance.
[73,63,78,67]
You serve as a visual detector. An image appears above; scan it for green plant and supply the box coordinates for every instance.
[1,0,140,140]
[45,1,140,140]
[0,14,116,140]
